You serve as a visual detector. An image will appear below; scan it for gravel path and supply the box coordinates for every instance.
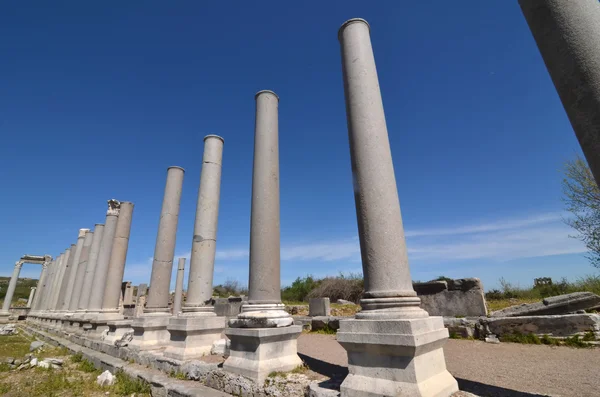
[297,334,600,397]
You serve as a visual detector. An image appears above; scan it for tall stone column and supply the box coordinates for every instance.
[69,230,94,311]
[55,247,75,312]
[165,136,226,360]
[87,200,120,314]
[0,261,24,323]
[172,258,185,315]
[27,287,36,307]
[51,250,69,312]
[223,91,301,382]
[130,166,184,351]
[78,224,104,311]
[62,229,89,314]
[335,19,457,397]
[519,0,600,187]
[32,259,51,312]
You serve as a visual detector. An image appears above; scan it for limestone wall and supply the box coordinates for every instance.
[413,278,487,317]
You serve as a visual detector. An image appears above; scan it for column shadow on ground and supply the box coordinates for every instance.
[298,353,551,397]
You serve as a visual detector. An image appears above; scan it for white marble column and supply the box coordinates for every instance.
[223,91,301,382]
[519,0,600,187]
[172,258,185,315]
[0,261,24,323]
[31,259,51,312]
[78,224,104,311]
[164,136,226,360]
[69,230,94,311]
[51,249,71,312]
[62,229,89,314]
[27,287,36,307]
[130,167,184,351]
[335,19,458,397]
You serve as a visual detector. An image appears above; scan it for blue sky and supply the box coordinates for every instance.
[0,1,594,292]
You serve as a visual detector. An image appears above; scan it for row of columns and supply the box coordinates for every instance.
[23,6,599,395]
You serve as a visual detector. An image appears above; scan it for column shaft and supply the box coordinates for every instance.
[78,224,104,310]
[519,0,600,187]
[87,200,120,312]
[52,250,71,311]
[55,247,74,311]
[339,19,425,319]
[27,288,36,307]
[145,166,184,313]
[173,258,185,314]
[69,231,94,310]
[184,135,224,311]
[62,229,89,311]
[32,260,51,311]
[247,91,281,305]
[1,262,23,312]
[101,202,135,311]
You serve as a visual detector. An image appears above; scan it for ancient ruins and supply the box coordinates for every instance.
[2,2,600,395]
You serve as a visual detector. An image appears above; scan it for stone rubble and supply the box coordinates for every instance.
[97,370,116,386]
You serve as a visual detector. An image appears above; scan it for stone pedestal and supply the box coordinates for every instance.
[129,314,171,351]
[0,313,9,324]
[224,326,303,383]
[337,318,457,397]
[164,315,226,360]
[104,319,133,345]
[86,312,123,340]
[336,18,458,397]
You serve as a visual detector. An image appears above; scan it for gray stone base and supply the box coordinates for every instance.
[164,315,226,360]
[129,313,171,351]
[87,313,123,340]
[337,317,458,397]
[223,325,303,383]
[0,312,10,324]
[104,319,133,345]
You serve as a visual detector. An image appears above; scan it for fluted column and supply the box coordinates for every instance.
[101,201,134,312]
[144,167,184,314]
[173,258,185,315]
[87,200,120,313]
[183,135,224,314]
[27,288,36,307]
[335,19,457,397]
[78,224,104,310]
[1,261,24,313]
[519,0,600,187]
[53,249,72,311]
[61,229,89,312]
[69,230,94,311]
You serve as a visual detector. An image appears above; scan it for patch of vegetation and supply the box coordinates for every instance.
[213,279,248,298]
[114,370,151,395]
[282,275,321,302]
[582,331,596,342]
[540,334,561,346]
[0,276,39,307]
[0,333,35,358]
[78,358,99,373]
[0,363,11,372]
[499,332,542,345]
[169,369,186,380]
[0,382,9,394]
[70,351,83,363]
[564,335,592,348]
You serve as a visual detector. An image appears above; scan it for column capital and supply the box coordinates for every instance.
[107,199,121,216]
[15,261,23,269]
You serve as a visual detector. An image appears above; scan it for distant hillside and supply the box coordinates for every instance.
[0,276,39,307]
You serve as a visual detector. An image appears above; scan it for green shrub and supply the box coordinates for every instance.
[71,351,83,363]
[282,275,321,302]
[114,371,151,395]
[78,359,98,373]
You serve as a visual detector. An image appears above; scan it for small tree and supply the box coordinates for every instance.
[562,155,600,268]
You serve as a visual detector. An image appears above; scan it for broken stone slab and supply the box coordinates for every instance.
[482,313,600,339]
[29,341,44,351]
[43,358,64,366]
[414,278,487,317]
[0,324,17,335]
[336,299,354,305]
[30,358,38,367]
[491,292,600,317]
[444,317,478,339]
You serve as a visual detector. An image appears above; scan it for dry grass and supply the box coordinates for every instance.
[486,298,541,313]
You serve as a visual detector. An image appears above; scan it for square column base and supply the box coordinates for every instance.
[223,325,302,383]
[0,312,10,324]
[164,315,226,360]
[104,318,133,345]
[129,313,171,351]
[336,317,458,397]
[88,312,123,340]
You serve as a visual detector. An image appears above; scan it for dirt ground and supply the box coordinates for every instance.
[297,333,599,397]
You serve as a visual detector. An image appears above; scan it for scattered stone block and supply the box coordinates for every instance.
[311,316,342,331]
[413,278,487,317]
[485,334,500,344]
[37,361,50,369]
[97,370,116,386]
[309,298,331,317]
[211,339,229,356]
[181,360,218,382]
[482,313,600,338]
[444,317,477,339]
[44,358,64,366]
[30,358,38,367]
[0,324,17,335]
[490,292,600,317]
[5,358,14,364]
[29,341,44,352]
[213,297,244,317]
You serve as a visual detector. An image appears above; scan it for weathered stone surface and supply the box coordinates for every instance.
[29,341,44,351]
[0,324,17,335]
[483,313,600,339]
[30,357,38,367]
[444,317,477,339]
[336,299,354,305]
[309,381,340,397]
[490,292,600,317]
[210,339,229,356]
[311,316,342,332]
[309,298,331,317]
[214,297,244,317]
[181,360,218,382]
[97,370,116,386]
[414,278,487,317]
